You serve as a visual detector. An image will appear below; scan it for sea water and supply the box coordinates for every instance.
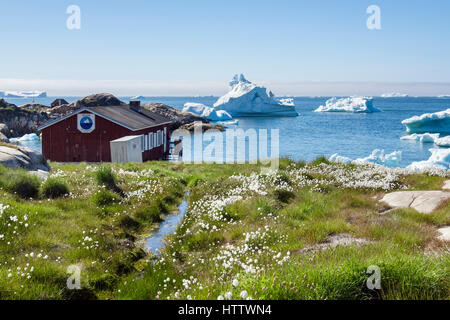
[6,96,450,168]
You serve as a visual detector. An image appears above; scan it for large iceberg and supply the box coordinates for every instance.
[314,97,381,113]
[407,148,450,171]
[329,149,402,167]
[213,74,298,117]
[3,91,47,98]
[402,109,450,133]
[183,102,232,121]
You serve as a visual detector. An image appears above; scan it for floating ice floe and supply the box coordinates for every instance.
[400,133,450,147]
[402,109,450,133]
[314,97,381,113]
[401,133,440,144]
[381,92,408,98]
[1,91,47,98]
[213,74,298,117]
[183,102,232,121]
[407,148,450,171]
[436,136,450,147]
[215,119,239,126]
[9,133,40,143]
[329,149,402,167]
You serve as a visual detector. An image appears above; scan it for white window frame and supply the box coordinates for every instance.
[163,127,167,152]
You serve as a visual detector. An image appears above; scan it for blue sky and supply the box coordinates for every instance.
[0,0,449,96]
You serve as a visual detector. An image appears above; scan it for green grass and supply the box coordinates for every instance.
[0,168,41,199]
[0,160,448,300]
[41,177,70,199]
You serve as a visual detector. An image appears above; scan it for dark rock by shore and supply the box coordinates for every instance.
[179,122,225,132]
[0,124,9,142]
[141,102,209,130]
[0,99,51,137]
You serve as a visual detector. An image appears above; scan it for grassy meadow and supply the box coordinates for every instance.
[0,158,448,300]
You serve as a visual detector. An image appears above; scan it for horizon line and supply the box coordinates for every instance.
[1,78,450,97]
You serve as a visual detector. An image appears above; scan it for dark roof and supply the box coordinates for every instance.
[93,106,172,130]
[38,105,172,131]
[52,98,68,104]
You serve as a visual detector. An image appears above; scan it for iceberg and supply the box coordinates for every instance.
[381,92,408,98]
[402,109,450,133]
[329,154,353,164]
[400,133,450,147]
[353,149,402,167]
[131,95,145,100]
[9,133,40,143]
[3,91,47,98]
[329,149,402,167]
[400,133,440,144]
[314,97,381,113]
[213,74,298,117]
[407,148,450,171]
[183,102,232,121]
[215,119,239,126]
[435,136,450,147]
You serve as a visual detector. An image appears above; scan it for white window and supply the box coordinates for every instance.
[149,133,153,149]
[141,135,145,152]
[163,127,167,152]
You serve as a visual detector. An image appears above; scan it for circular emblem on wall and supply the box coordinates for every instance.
[80,116,93,130]
[77,113,96,133]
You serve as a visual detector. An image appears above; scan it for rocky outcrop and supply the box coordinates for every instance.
[437,226,450,241]
[0,144,49,171]
[142,102,208,130]
[51,93,127,116]
[443,180,450,191]
[0,99,50,137]
[0,123,9,142]
[0,98,16,109]
[381,191,450,214]
[295,234,369,254]
[179,122,225,132]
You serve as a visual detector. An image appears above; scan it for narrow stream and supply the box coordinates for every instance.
[145,196,189,255]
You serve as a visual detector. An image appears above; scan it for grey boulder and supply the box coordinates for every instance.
[0,145,49,171]
[381,191,450,214]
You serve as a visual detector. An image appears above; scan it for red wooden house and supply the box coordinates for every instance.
[38,101,172,162]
